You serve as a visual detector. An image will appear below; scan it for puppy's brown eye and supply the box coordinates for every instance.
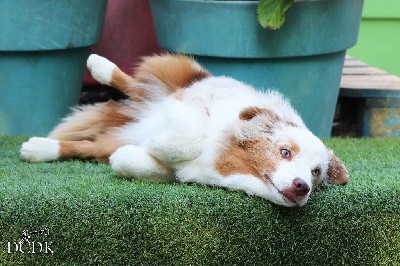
[280,148,291,159]
[311,167,321,177]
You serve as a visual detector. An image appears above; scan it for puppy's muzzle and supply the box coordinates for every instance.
[282,178,310,203]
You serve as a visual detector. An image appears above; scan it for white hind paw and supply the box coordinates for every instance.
[20,137,59,162]
[87,54,116,85]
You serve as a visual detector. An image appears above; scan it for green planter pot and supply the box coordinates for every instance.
[150,0,364,138]
[0,0,107,136]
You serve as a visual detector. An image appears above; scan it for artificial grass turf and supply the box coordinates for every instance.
[0,136,399,265]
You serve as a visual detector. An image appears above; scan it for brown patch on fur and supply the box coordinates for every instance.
[215,135,279,180]
[239,107,268,121]
[215,137,259,177]
[135,54,210,94]
[59,133,125,163]
[289,142,300,157]
[327,150,349,185]
[49,101,132,141]
[110,67,135,95]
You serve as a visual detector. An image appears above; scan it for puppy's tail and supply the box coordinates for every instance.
[87,54,210,101]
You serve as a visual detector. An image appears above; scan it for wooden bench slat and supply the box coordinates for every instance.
[342,67,387,75]
[340,75,400,90]
[343,60,369,67]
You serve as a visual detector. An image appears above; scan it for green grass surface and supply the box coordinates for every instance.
[0,136,399,265]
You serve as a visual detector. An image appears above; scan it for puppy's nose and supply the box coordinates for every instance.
[292,178,310,197]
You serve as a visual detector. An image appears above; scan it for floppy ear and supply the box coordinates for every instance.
[327,149,349,185]
[239,106,280,122]
[239,106,268,121]
[237,106,281,140]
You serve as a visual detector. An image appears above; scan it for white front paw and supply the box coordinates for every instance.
[109,145,138,178]
[86,54,116,85]
[20,137,59,162]
[109,145,172,181]
[147,132,204,164]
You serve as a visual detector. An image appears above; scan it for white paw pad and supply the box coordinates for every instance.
[86,54,116,85]
[20,137,59,162]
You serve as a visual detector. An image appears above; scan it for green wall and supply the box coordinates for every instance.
[348,0,400,76]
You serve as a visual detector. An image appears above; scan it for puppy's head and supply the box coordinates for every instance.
[215,106,348,207]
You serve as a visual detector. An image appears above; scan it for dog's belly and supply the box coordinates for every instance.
[116,97,207,148]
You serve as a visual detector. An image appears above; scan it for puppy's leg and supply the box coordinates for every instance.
[110,145,174,182]
[21,135,123,163]
[57,139,123,163]
[86,54,135,96]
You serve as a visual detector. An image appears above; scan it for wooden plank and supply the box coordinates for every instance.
[343,59,369,67]
[342,67,387,75]
[340,75,400,90]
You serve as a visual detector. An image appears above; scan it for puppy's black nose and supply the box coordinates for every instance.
[292,178,310,197]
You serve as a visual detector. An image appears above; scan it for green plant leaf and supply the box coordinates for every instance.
[257,0,294,30]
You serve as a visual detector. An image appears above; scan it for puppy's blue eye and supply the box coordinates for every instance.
[280,148,291,159]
